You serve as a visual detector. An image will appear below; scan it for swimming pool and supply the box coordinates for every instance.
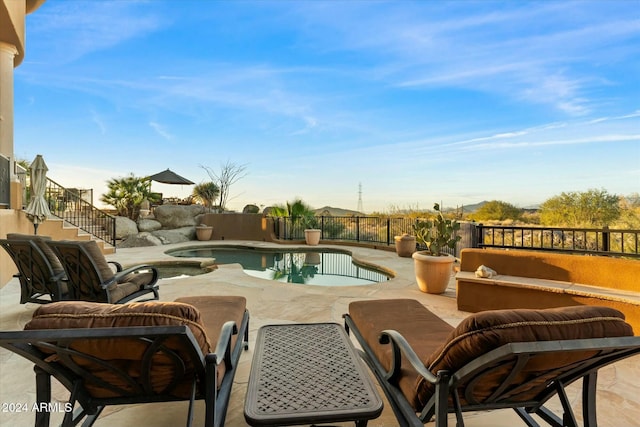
[167,246,390,286]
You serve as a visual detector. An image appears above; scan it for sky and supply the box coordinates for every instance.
[13,0,640,213]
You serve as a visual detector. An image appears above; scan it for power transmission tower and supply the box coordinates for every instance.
[357,182,363,213]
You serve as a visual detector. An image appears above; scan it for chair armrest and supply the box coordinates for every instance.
[108,261,123,272]
[379,329,439,384]
[205,321,238,370]
[104,265,159,288]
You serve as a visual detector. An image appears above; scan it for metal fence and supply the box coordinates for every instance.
[476,224,639,258]
[42,177,116,248]
[273,216,640,258]
[274,216,415,243]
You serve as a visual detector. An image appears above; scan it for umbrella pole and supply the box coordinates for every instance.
[33,222,39,235]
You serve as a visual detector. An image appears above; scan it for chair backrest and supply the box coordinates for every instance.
[418,305,635,409]
[47,240,115,302]
[5,233,66,275]
[0,237,66,303]
[0,327,207,411]
[13,301,212,404]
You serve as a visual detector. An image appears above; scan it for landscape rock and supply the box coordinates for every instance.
[151,227,195,244]
[243,204,260,214]
[115,216,138,239]
[118,232,163,248]
[137,218,162,232]
[153,205,205,228]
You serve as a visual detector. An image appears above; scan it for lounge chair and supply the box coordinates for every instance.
[344,299,640,427]
[47,240,160,303]
[0,296,250,427]
[0,234,69,304]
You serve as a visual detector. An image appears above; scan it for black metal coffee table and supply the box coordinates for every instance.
[244,323,383,426]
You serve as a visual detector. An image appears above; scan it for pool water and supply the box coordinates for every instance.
[168,247,389,286]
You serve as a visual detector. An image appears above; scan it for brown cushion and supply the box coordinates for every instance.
[175,295,247,353]
[26,300,211,352]
[417,305,634,408]
[76,240,115,282]
[7,233,65,276]
[25,300,212,398]
[349,299,454,409]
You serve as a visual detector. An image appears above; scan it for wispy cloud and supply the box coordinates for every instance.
[29,1,167,63]
[149,121,173,140]
[284,1,639,115]
[90,109,106,134]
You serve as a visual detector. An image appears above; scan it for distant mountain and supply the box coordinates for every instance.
[442,201,487,214]
[314,206,365,216]
[443,201,540,213]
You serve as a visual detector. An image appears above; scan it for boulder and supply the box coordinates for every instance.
[118,232,163,248]
[243,204,260,214]
[153,205,205,228]
[115,216,138,239]
[151,227,195,244]
[138,218,162,232]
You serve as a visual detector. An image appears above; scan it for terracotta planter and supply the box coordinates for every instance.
[304,229,321,246]
[412,251,454,294]
[304,252,321,265]
[394,234,416,257]
[195,225,213,241]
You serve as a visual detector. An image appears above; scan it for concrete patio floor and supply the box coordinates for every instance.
[1,241,638,426]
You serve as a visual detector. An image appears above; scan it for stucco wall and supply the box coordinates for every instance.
[199,213,277,242]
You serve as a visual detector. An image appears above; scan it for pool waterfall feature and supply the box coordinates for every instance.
[166,245,391,286]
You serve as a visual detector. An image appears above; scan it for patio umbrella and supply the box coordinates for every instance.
[24,154,51,234]
[148,169,194,185]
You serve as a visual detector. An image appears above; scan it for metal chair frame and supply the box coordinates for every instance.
[0,309,250,427]
[344,314,640,427]
[0,238,68,304]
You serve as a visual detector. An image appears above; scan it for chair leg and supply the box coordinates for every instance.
[513,408,542,427]
[204,362,218,427]
[434,370,450,427]
[555,381,579,427]
[34,367,51,427]
[451,389,465,427]
[582,373,598,427]
[186,380,197,427]
[244,315,250,350]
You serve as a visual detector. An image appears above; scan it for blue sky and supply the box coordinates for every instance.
[14,0,640,213]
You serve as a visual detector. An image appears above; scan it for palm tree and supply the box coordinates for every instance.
[100,174,159,220]
[192,182,220,212]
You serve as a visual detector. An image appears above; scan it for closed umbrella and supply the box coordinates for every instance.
[24,154,51,234]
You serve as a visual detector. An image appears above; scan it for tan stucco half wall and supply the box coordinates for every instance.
[199,213,277,242]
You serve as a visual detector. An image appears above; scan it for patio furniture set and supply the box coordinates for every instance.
[1,235,639,427]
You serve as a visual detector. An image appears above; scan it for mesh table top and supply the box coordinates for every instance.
[244,323,383,426]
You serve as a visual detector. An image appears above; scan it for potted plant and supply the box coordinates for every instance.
[195,223,213,241]
[302,214,321,246]
[394,233,416,257]
[411,203,461,293]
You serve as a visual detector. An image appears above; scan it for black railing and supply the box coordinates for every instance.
[41,178,116,248]
[273,216,640,258]
[475,224,639,258]
[273,216,457,255]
